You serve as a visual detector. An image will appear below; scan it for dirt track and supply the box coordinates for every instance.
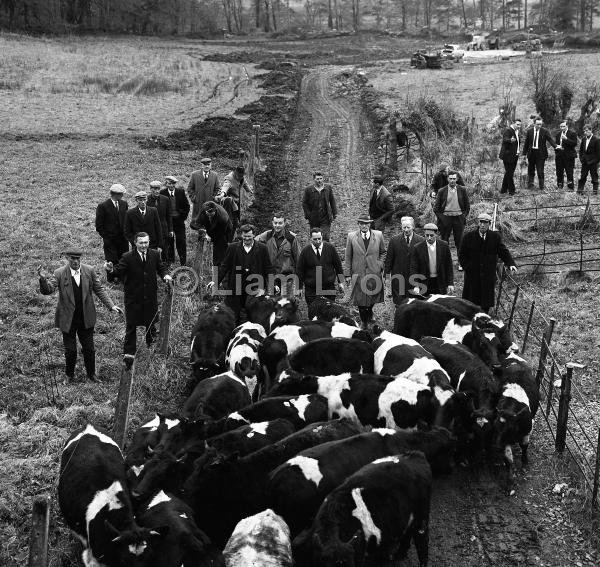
[284,66,552,567]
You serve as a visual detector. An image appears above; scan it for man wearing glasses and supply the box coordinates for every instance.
[458,213,517,314]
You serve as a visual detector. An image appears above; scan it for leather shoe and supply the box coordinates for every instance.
[123,354,135,369]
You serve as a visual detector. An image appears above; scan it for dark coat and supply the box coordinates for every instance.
[218,241,274,294]
[160,187,190,220]
[458,229,516,310]
[579,135,600,165]
[368,186,393,220]
[384,233,425,299]
[297,243,343,297]
[124,206,163,249]
[410,239,454,292]
[147,193,173,242]
[111,249,168,326]
[302,185,337,226]
[196,203,234,265]
[430,170,465,196]
[498,126,521,162]
[95,198,128,242]
[522,126,555,160]
[433,184,470,220]
[39,264,115,332]
[555,129,578,160]
[188,170,220,225]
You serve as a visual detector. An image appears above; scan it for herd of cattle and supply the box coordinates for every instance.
[57,294,540,567]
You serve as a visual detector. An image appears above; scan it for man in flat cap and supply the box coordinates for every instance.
[216,165,251,231]
[188,157,220,230]
[195,200,234,266]
[95,184,129,283]
[147,180,173,262]
[124,191,163,252]
[302,172,337,241]
[459,212,517,313]
[160,176,190,266]
[38,249,122,383]
[410,223,454,296]
[368,175,393,224]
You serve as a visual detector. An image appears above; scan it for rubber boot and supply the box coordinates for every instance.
[577,180,584,195]
[593,183,598,196]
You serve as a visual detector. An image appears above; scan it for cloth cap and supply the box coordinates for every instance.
[203,200,217,211]
[478,213,493,222]
[372,175,384,184]
[165,175,178,183]
[134,191,148,199]
[109,184,126,194]
[149,181,162,188]
[423,223,438,231]
[65,248,83,257]
[200,157,212,164]
[357,213,374,223]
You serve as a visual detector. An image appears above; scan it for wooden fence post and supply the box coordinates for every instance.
[28,494,50,567]
[579,231,584,273]
[494,265,507,318]
[521,300,536,355]
[545,362,555,418]
[507,286,520,331]
[535,318,556,387]
[113,361,135,449]
[157,285,174,356]
[555,363,583,453]
[388,115,398,172]
[592,426,600,513]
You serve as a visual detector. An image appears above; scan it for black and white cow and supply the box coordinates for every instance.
[137,491,224,567]
[58,424,164,567]
[182,419,362,547]
[293,451,432,567]
[223,509,292,567]
[125,413,181,469]
[190,303,236,381]
[181,371,252,421]
[308,297,359,326]
[245,295,299,333]
[259,321,371,386]
[288,338,375,376]
[226,322,267,398]
[408,294,482,319]
[267,428,454,535]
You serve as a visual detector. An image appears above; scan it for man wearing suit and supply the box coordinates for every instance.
[302,172,337,241]
[385,216,424,304]
[459,213,517,313]
[499,118,522,195]
[522,116,556,190]
[188,157,220,230]
[161,175,190,266]
[410,223,454,296]
[38,249,122,383]
[95,184,129,283]
[433,170,470,256]
[577,124,600,195]
[345,214,386,328]
[124,191,163,250]
[105,232,171,365]
[214,224,274,324]
[368,175,393,222]
[147,181,173,261]
[297,227,345,305]
[554,120,578,191]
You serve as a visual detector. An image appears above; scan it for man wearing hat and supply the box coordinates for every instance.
[344,213,386,328]
[216,165,250,230]
[368,175,393,223]
[95,184,129,283]
[410,223,454,296]
[147,180,173,262]
[38,249,122,383]
[195,200,234,266]
[124,191,163,251]
[459,213,517,313]
[302,172,337,242]
[188,157,220,229]
[160,176,190,266]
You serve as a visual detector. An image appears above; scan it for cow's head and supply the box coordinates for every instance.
[273,297,300,328]
[102,521,168,566]
[313,529,363,567]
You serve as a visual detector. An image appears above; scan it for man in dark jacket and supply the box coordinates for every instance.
[147,181,173,261]
[124,191,163,251]
[105,232,171,364]
[216,165,250,230]
[195,201,234,266]
[554,120,578,191]
[188,157,220,229]
[433,171,470,256]
[214,224,274,324]
[577,124,600,195]
[296,227,345,305]
[95,184,129,283]
[410,223,454,296]
[522,116,556,190]
[302,172,337,241]
[498,118,522,195]
[430,164,465,197]
[160,175,190,266]
[458,213,517,313]
[368,175,394,222]
[384,216,424,304]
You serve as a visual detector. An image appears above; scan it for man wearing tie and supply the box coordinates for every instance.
[368,175,393,223]
[105,232,171,365]
[296,227,344,305]
[554,120,578,191]
[410,223,454,296]
[95,184,129,283]
[384,216,424,304]
[522,116,556,190]
[160,175,190,266]
[498,118,522,195]
[188,157,220,230]
[124,191,163,251]
[577,124,600,195]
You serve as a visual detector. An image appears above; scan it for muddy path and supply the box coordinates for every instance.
[283,66,549,566]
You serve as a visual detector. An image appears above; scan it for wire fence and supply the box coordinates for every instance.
[495,269,600,511]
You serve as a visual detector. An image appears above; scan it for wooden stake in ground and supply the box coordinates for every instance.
[112,360,135,449]
[28,495,50,567]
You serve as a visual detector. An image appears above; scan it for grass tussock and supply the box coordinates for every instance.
[116,75,189,96]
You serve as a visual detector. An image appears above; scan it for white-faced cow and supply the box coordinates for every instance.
[267,428,453,535]
[226,322,267,398]
[308,297,359,326]
[293,451,432,567]
[224,509,292,567]
[58,424,165,567]
[245,295,299,333]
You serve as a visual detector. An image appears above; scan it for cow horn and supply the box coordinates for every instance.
[104,519,121,538]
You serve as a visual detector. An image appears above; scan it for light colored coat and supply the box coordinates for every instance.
[345,229,386,307]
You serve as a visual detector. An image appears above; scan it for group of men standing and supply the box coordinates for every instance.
[500,116,600,195]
